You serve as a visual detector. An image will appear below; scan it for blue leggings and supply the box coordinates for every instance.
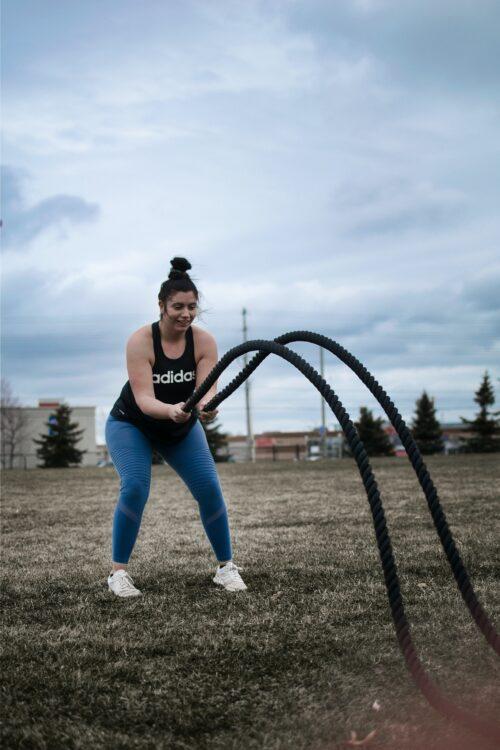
[105,415,232,564]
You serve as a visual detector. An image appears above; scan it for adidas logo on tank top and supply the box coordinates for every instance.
[153,369,195,384]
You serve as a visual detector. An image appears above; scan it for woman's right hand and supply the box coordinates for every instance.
[168,402,192,423]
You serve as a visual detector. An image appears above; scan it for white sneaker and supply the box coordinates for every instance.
[213,561,247,592]
[107,569,142,598]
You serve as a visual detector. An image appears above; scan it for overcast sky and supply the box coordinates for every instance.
[2,0,499,443]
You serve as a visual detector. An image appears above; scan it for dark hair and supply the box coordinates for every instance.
[158,257,201,320]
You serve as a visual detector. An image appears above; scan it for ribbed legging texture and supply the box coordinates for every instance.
[105,415,232,564]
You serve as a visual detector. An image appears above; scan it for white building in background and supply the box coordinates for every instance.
[7,398,97,469]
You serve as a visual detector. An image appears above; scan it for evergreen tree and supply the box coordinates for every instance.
[459,371,500,453]
[411,390,444,455]
[201,416,231,462]
[345,406,394,457]
[34,404,86,468]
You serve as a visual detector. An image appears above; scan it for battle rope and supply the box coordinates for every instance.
[182,337,500,744]
[193,331,500,657]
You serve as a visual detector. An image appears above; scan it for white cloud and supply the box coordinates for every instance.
[2,0,499,442]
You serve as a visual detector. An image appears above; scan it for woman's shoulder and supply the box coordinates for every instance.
[127,324,154,344]
[191,323,215,342]
[126,324,155,364]
[191,324,217,363]
[191,324,215,346]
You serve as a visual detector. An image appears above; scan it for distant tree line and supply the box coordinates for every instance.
[1,371,498,467]
[345,371,500,458]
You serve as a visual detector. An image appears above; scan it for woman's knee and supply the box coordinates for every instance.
[119,477,150,506]
[191,475,224,504]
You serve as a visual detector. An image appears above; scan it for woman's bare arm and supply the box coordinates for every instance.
[195,330,219,421]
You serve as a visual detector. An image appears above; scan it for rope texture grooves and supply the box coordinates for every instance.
[192,330,499,657]
[182,336,500,743]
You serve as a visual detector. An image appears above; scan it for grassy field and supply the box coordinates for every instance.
[1,454,499,750]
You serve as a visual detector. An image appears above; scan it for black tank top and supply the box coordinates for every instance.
[109,322,198,443]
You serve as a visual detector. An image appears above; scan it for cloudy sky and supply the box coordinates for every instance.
[2,0,499,443]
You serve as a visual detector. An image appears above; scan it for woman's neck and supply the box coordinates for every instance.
[159,318,187,343]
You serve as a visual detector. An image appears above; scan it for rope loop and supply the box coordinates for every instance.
[182,332,499,742]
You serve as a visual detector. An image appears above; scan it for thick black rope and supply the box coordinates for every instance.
[182,338,500,744]
[192,331,500,658]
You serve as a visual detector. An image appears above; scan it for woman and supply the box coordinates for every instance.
[105,257,247,597]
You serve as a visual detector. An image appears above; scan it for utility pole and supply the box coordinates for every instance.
[319,345,327,458]
[242,308,255,462]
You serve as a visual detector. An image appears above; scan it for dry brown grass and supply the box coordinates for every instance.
[1,453,499,749]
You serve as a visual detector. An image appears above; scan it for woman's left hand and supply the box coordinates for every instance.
[198,400,218,423]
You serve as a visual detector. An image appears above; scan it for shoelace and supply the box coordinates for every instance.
[220,563,244,580]
[116,573,137,592]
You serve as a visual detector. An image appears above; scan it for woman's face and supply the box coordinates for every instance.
[161,291,198,329]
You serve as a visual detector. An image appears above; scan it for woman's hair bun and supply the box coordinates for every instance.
[170,257,191,274]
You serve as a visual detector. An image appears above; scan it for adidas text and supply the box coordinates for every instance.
[153,370,196,384]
